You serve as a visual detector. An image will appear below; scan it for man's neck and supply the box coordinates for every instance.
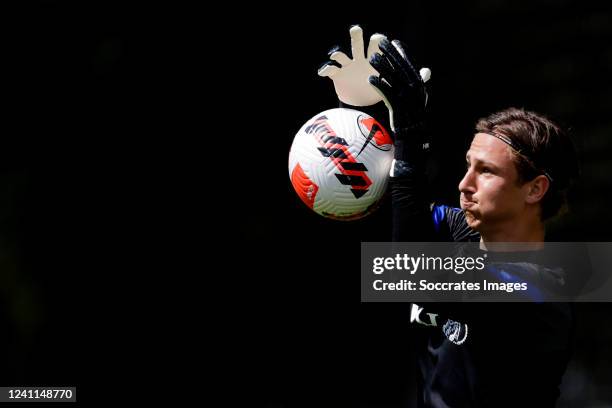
[479,216,545,251]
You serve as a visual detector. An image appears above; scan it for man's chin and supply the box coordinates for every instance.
[464,210,481,230]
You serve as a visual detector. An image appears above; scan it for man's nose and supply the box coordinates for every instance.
[458,168,476,195]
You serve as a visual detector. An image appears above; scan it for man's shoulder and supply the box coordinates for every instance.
[431,203,480,242]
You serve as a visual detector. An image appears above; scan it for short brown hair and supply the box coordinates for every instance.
[475,107,579,220]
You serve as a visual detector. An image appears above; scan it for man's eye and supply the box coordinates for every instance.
[482,167,492,174]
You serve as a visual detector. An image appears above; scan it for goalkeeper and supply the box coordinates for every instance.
[320,25,579,407]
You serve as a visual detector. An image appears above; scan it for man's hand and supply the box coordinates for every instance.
[368,38,431,133]
[318,25,386,107]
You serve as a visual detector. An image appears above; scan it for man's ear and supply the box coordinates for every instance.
[525,175,550,204]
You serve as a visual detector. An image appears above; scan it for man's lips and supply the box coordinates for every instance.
[460,199,477,210]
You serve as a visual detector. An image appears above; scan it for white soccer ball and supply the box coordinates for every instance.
[288,108,394,220]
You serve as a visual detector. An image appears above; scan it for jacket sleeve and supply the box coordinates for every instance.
[390,157,480,242]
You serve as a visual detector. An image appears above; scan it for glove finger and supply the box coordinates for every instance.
[367,33,386,58]
[318,61,341,77]
[391,39,423,84]
[379,38,418,87]
[370,53,398,85]
[330,50,352,67]
[349,25,365,59]
[327,45,341,55]
[419,67,431,83]
[368,75,394,103]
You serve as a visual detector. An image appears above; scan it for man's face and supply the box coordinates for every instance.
[458,133,530,232]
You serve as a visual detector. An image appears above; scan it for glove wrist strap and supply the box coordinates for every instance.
[393,130,430,164]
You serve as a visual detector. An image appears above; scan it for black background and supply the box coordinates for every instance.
[237,1,612,407]
[1,1,612,406]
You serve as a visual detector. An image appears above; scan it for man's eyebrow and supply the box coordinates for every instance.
[465,153,499,168]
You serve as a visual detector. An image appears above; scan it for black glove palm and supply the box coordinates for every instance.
[368,38,429,135]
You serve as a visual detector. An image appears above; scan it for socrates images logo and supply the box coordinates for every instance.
[288,108,394,220]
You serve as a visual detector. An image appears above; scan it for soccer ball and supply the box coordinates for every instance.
[288,108,394,220]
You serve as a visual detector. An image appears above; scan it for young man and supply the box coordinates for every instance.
[321,26,579,406]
